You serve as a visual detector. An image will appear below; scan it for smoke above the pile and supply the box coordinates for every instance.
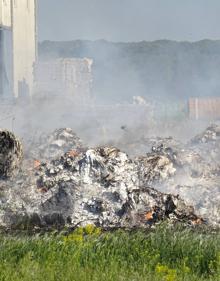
[1,1,220,153]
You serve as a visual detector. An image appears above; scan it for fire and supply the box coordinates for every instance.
[67,150,79,158]
[34,160,41,169]
[145,211,154,221]
[191,218,203,225]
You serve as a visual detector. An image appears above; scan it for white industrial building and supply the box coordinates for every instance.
[0,0,37,99]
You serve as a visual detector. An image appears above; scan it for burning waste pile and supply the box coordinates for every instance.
[135,129,220,227]
[26,128,84,162]
[0,125,219,230]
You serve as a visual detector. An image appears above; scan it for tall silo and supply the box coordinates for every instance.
[0,0,13,99]
[0,0,37,99]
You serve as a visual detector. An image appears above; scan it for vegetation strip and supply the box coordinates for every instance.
[0,225,219,281]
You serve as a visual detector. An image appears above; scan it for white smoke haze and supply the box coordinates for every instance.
[1,1,220,144]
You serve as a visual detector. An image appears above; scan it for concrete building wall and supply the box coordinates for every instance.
[0,0,13,98]
[35,58,93,102]
[0,0,12,28]
[12,0,37,98]
[0,28,13,98]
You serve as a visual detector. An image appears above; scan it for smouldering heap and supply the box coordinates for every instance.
[0,125,219,230]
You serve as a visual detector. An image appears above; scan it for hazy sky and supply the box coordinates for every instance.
[38,0,220,42]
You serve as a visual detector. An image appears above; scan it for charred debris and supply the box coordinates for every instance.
[0,125,219,231]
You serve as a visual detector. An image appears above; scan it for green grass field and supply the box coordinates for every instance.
[0,224,219,281]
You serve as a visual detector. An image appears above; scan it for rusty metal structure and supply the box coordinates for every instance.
[189,97,220,120]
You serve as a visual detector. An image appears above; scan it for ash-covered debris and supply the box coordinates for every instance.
[146,125,220,227]
[165,183,220,227]
[0,144,202,230]
[0,129,23,179]
[0,125,220,230]
[114,123,220,227]
[189,124,220,164]
[26,128,84,162]
[137,154,176,185]
[36,147,138,191]
[191,124,220,144]
[136,135,217,179]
